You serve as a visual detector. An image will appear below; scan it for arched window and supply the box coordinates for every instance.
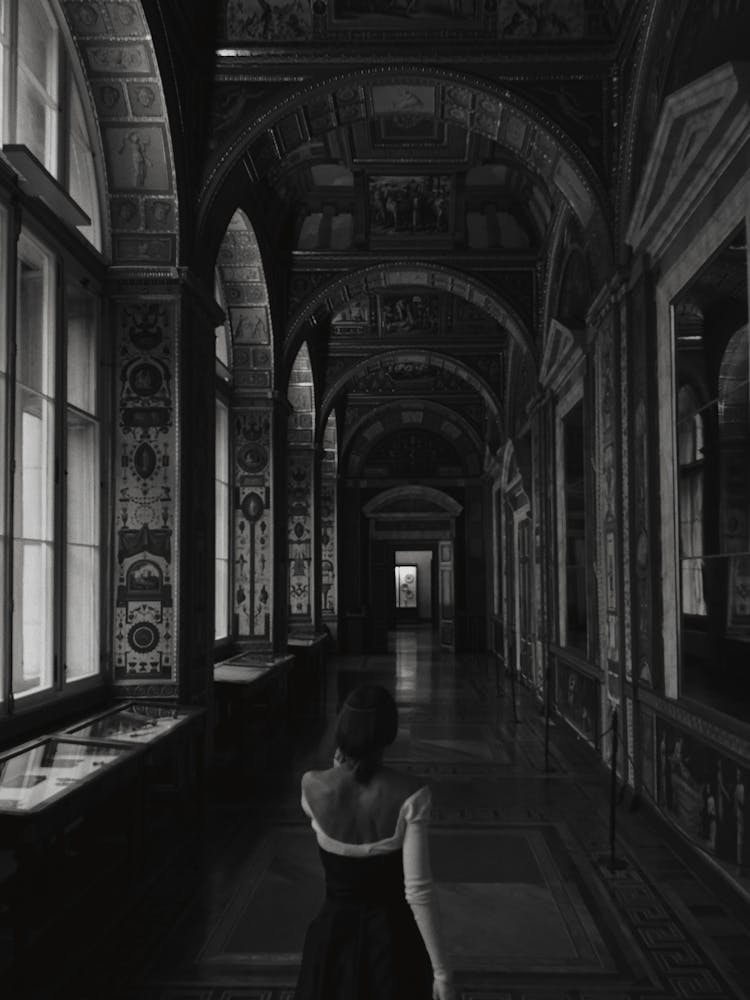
[0,0,103,249]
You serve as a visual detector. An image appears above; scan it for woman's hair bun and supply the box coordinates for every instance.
[335,684,398,782]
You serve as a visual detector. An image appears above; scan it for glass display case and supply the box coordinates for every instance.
[0,736,139,815]
[63,700,202,744]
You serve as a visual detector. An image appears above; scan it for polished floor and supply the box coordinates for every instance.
[23,628,750,998]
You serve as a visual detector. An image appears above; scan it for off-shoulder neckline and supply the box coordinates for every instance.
[301,782,430,851]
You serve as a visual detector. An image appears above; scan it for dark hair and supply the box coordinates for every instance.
[335,684,398,784]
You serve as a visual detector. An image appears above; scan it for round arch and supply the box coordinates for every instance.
[319,348,504,444]
[342,400,485,478]
[363,485,463,519]
[197,66,612,255]
[286,261,533,371]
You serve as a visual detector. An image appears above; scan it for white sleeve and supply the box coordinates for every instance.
[402,788,452,984]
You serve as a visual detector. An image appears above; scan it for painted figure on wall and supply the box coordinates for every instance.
[656,720,749,876]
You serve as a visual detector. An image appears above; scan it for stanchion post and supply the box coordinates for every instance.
[544,657,551,772]
[610,707,620,871]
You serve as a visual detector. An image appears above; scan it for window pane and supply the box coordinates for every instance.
[0,206,6,704]
[16,74,49,166]
[18,235,54,395]
[215,398,229,640]
[19,0,57,90]
[675,225,750,721]
[66,283,98,414]
[67,77,101,250]
[12,539,53,695]
[562,399,588,650]
[13,234,55,699]
[17,0,58,173]
[65,353,100,680]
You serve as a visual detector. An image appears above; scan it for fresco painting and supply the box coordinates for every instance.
[369,175,451,239]
[656,718,749,876]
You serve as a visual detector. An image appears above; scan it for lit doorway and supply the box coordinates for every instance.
[394,549,434,627]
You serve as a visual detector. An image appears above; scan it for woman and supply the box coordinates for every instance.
[296,683,455,1000]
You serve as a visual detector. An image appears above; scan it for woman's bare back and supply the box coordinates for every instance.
[302,765,423,845]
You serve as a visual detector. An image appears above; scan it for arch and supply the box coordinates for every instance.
[342,400,485,478]
[319,348,503,444]
[287,261,533,368]
[198,66,611,254]
[363,485,463,518]
[288,341,315,447]
[215,209,274,390]
[60,1,180,265]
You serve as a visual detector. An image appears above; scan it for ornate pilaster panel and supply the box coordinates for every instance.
[113,298,178,694]
[288,449,314,624]
[594,304,622,705]
[628,264,657,691]
[233,408,273,643]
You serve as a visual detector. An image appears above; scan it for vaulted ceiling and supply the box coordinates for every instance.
[197,0,634,474]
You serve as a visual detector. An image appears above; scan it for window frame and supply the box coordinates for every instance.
[555,379,590,657]
[0,160,108,725]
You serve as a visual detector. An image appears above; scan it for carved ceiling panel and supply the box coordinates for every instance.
[220,0,629,45]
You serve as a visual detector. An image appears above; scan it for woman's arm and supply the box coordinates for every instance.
[402,792,454,999]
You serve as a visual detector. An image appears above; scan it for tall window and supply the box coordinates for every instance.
[0,0,105,717]
[0,207,7,706]
[215,398,230,641]
[65,281,100,680]
[13,232,55,697]
[559,395,588,651]
[673,225,749,720]
[0,0,102,249]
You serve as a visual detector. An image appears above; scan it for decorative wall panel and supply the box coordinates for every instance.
[288,452,313,621]
[655,715,749,878]
[114,301,177,683]
[595,308,622,702]
[234,411,273,640]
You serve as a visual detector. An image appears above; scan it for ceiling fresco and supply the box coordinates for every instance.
[221,0,629,44]
[328,289,505,342]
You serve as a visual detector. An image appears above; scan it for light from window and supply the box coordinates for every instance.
[65,284,99,680]
[12,233,55,698]
[0,206,6,704]
[215,398,229,640]
[17,0,59,173]
[67,73,101,250]
[561,399,588,651]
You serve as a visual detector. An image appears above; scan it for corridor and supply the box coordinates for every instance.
[45,629,750,1000]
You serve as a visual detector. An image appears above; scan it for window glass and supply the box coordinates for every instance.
[561,398,588,651]
[67,74,101,250]
[17,0,58,173]
[0,206,6,703]
[65,282,99,680]
[215,398,229,640]
[13,232,55,698]
[674,225,750,719]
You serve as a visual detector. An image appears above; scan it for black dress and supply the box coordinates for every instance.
[295,845,434,999]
